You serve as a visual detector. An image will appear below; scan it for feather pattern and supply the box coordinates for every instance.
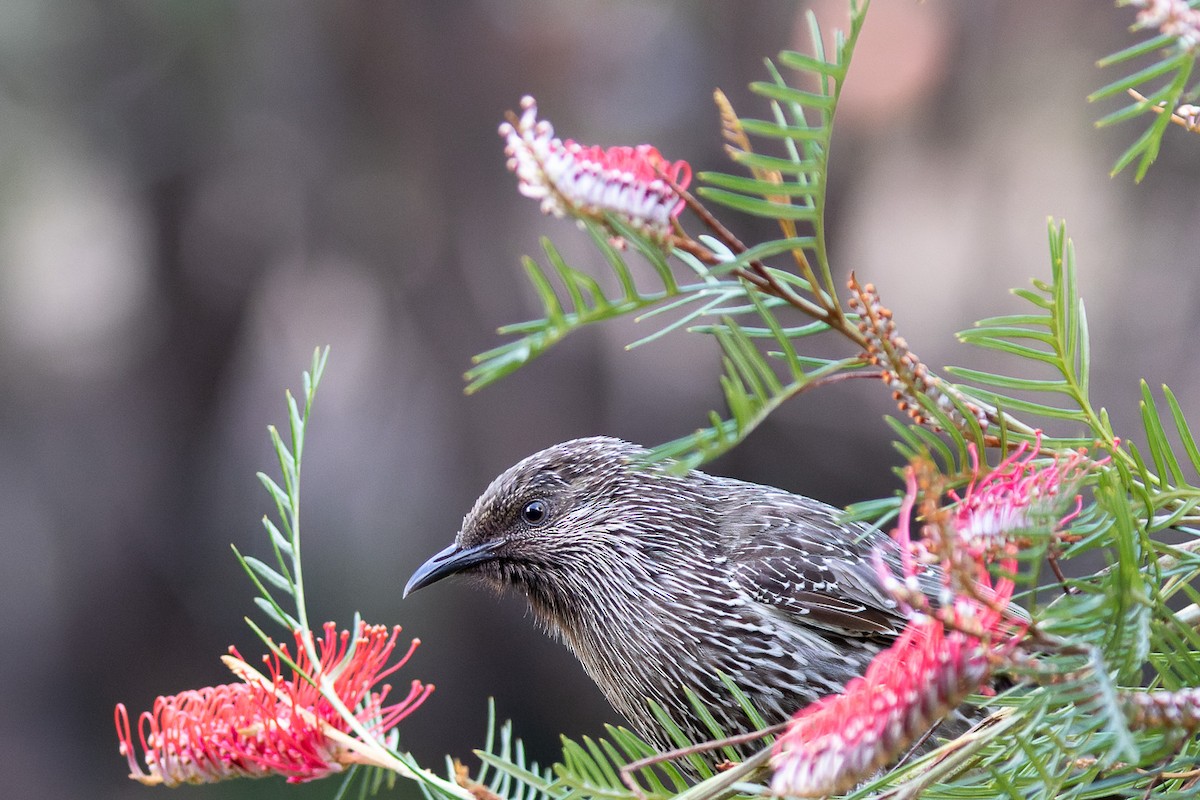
[416,437,945,757]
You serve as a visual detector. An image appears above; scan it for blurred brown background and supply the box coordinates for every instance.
[2,1,1196,798]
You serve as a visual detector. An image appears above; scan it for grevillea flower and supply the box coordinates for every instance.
[114,622,432,786]
[499,95,692,242]
[770,463,1033,798]
[949,435,1089,562]
[769,610,1000,797]
[1131,0,1200,50]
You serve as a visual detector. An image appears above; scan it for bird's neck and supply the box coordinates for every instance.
[518,546,726,726]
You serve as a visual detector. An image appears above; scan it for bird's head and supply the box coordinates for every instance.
[404,436,708,617]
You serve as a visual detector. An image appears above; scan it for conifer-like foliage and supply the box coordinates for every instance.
[472,5,879,470]
[114,2,1200,799]
[452,2,1200,798]
[1091,0,1200,180]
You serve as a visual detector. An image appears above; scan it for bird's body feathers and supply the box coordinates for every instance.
[406,437,938,756]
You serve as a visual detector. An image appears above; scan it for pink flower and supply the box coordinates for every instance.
[1131,0,1200,50]
[771,439,1103,795]
[500,95,692,241]
[770,465,1029,797]
[769,611,999,797]
[114,622,432,786]
[950,436,1089,561]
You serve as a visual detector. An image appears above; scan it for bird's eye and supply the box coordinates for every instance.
[521,499,548,526]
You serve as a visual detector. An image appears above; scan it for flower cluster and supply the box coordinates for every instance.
[500,95,692,242]
[115,622,432,786]
[770,441,1095,797]
[768,600,1002,796]
[1171,102,1200,131]
[1131,0,1200,50]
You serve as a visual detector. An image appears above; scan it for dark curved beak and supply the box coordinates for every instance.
[404,540,502,597]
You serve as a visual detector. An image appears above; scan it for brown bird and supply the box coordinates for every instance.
[405,436,938,757]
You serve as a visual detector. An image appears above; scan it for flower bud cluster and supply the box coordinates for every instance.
[847,275,988,431]
[1172,103,1200,130]
[1124,686,1200,730]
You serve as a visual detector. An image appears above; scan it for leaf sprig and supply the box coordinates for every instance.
[1092,0,1200,181]
[232,347,473,800]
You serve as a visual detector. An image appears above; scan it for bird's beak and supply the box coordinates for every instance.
[404,540,502,597]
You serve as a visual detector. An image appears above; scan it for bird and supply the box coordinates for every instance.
[405,436,941,760]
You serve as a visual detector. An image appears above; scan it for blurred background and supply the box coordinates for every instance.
[2,1,1196,798]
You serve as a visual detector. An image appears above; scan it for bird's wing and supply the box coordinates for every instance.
[721,488,916,640]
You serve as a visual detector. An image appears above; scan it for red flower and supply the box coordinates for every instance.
[769,610,999,797]
[115,622,432,786]
[770,464,1031,797]
[500,95,692,242]
[949,436,1088,561]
